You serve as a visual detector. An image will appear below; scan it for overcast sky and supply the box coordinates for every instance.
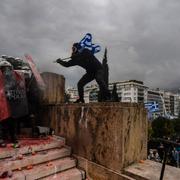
[0,0,180,89]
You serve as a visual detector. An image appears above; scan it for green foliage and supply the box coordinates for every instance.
[111,83,119,102]
[64,93,70,103]
[102,48,109,88]
[148,121,153,140]
[151,117,174,138]
[173,118,180,136]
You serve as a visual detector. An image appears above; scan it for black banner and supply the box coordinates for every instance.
[3,69,28,118]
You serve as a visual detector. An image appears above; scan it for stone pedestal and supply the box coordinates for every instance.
[40,102,148,174]
[41,72,65,104]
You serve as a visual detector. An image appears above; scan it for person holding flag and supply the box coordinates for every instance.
[56,34,110,103]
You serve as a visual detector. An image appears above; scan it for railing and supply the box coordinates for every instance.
[152,138,180,180]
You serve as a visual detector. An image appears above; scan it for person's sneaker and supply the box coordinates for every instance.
[11,138,20,148]
[11,135,18,144]
[0,142,6,148]
[0,139,6,148]
[73,99,85,103]
[13,143,20,148]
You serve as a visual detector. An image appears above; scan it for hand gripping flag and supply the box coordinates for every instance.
[79,33,101,54]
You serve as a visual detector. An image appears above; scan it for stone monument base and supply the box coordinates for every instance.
[40,102,147,176]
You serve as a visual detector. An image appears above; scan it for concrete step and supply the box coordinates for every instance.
[2,157,77,180]
[0,136,65,159]
[41,168,86,180]
[0,147,71,174]
[123,160,180,180]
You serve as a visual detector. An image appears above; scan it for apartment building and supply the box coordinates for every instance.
[146,89,164,116]
[66,87,79,102]
[174,94,180,117]
[66,81,180,118]
[66,84,97,103]
[146,89,180,118]
[88,80,148,103]
[109,80,148,103]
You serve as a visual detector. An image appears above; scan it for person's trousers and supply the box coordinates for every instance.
[77,70,110,101]
[0,118,17,142]
[172,150,180,167]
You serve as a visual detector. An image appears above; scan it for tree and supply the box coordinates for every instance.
[98,48,110,102]
[148,121,154,140]
[151,117,174,138]
[173,118,180,136]
[112,83,119,102]
[64,93,70,103]
[102,48,109,89]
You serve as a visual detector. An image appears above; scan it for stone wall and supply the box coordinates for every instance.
[40,102,147,173]
[41,72,65,104]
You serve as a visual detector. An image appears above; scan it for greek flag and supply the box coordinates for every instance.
[144,102,159,112]
[79,33,101,54]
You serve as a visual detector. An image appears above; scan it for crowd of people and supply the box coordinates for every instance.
[148,138,180,168]
[0,55,36,147]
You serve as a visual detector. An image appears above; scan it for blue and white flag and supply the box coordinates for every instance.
[144,101,159,112]
[79,33,101,54]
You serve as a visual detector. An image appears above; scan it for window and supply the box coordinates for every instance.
[124,92,131,96]
[124,87,131,91]
[123,97,132,101]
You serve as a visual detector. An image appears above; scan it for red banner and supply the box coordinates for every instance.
[24,54,46,89]
[0,70,11,121]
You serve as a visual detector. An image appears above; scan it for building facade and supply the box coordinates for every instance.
[66,84,97,103]
[66,80,180,118]
[146,89,164,116]
[109,80,148,103]
[146,89,180,118]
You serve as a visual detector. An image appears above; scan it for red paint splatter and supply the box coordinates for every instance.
[0,136,54,151]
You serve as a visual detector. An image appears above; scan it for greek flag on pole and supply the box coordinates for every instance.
[79,33,101,54]
[144,101,159,112]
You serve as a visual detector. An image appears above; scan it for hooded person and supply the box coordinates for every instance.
[0,60,28,147]
[56,43,110,103]
[0,60,17,146]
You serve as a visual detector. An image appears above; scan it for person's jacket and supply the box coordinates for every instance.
[58,49,103,73]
